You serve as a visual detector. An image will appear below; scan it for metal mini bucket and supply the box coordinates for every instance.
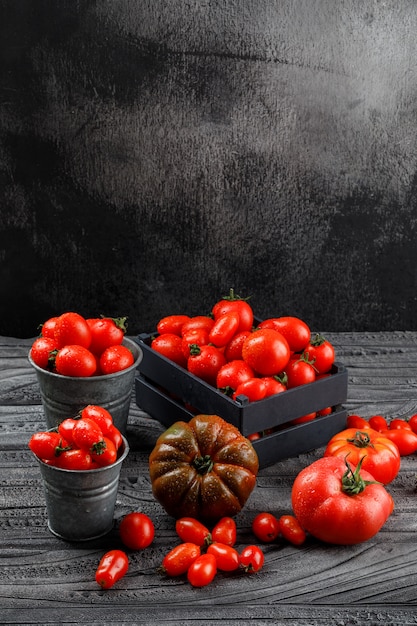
[35,435,129,541]
[28,337,142,435]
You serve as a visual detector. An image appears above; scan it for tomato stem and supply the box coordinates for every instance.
[347,430,374,449]
[221,288,251,302]
[341,455,380,495]
[193,454,214,474]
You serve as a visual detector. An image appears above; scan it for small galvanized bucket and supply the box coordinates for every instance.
[35,435,129,541]
[28,337,142,435]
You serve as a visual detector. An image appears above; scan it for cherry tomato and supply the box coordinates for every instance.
[54,312,92,350]
[95,549,129,589]
[389,418,412,431]
[304,334,335,374]
[151,333,188,367]
[258,316,310,353]
[239,545,265,573]
[157,314,191,336]
[207,542,240,572]
[55,345,97,377]
[285,356,316,388]
[408,414,417,434]
[242,329,290,376]
[224,330,251,361]
[261,376,287,397]
[211,517,237,546]
[181,327,210,358]
[99,344,134,374]
[58,418,78,444]
[28,431,69,460]
[381,428,417,456]
[53,448,93,470]
[106,423,123,451]
[72,417,104,451]
[252,512,280,543]
[80,405,113,435]
[175,517,211,547]
[317,406,332,416]
[90,436,117,467]
[346,415,370,429]
[41,316,59,339]
[209,311,240,347]
[187,553,217,587]
[160,542,201,576]
[87,316,126,354]
[216,360,255,394]
[279,515,306,546]
[30,337,58,370]
[290,412,317,425]
[212,289,254,333]
[368,415,388,432]
[232,377,267,402]
[187,344,226,386]
[181,316,215,336]
[119,512,155,550]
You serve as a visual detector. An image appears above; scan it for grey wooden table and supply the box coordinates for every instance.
[1,333,417,626]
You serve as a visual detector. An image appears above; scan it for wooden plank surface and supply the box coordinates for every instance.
[1,333,417,625]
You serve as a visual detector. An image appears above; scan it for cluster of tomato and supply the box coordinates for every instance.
[28,405,124,470]
[347,413,417,457]
[30,311,135,377]
[151,290,335,418]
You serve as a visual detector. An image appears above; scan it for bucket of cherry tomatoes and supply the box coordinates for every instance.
[28,312,142,435]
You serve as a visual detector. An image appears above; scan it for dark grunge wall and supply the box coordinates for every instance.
[1,0,417,338]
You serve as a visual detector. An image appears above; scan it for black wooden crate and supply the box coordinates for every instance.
[133,330,348,467]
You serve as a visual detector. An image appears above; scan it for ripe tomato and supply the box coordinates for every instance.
[408,414,417,434]
[252,512,280,543]
[389,418,412,431]
[224,330,251,361]
[181,316,215,335]
[58,418,78,444]
[261,376,287,397]
[207,542,239,572]
[368,415,388,432]
[41,316,59,339]
[187,553,217,587]
[80,405,113,435]
[181,328,210,358]
[72,417,104,451]
[259,316,310,353]
[381,428,417,456]
[212,289,254,333]
[211,517,237,546]
[239,545,265,573]
[209,311,240,347]
[151,333,188,367]
[291,412,317,425]
[55,345,97,377]
[187,344,227,386]
[157,314,191,336]
[216,360,255,393]
[91,436,118,467]
[28,431,69,460]
[99,344,134,374]
[346,414,371,429]
[242,329,290,376]
[53,448,93,470]
[54,312,92,349]
[119,512,155,550]
[278,515,306,546]
[291,456,394,544]
[106,424,123,451]
[30,337,58,370]
[304,334,335,374]
[87,316,126,354]
[95,549,129,589]
[232,377,267,402]
[161,542,201,576]
[285,356,316,389]
[175,518,211,547]
[324,427,401,484]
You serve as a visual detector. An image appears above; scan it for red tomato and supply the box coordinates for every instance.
[279,515,306,546]
[87,317,126,354]
[304,334,335,374]
[291,456,394,544]
[157,314,191,336]
[53,448,93,470]
[232,378,267,402]
[90,436,118,467]
[181,328,210,359]
[216,360,255,393]
[324,427,401,484]
[187,553,217,587]
[261,376,287,397]
[209,311,240,347]
[175,517,211,547]
[119,512,155,550]
[211,517,237,546]
[161,543,201,576]
[408,414,417,434]
[54,312,92,349]
[346,414,370,429]
[317,406,332,416]
[57,418,78,444]
[285,356,316,389]
[30,337,58,370]
[207,542,240,572]
[259,316,310,353]
[95,549,129,589]
[381,429,417,456]
[41,316,59,339]
[389,418,412,430]
[242,329,290,376]
[181,316,215,336]
[368,415,388,431]
[224,330,251,361]
[106,423,123,451]
[212,289,254,333]
[72,417,104,451]
[151,333,188,367]
[80,405,113,435]
[28,431,69,460]
[239,545,265,573]
[55,345,97,377]
[252,512,280,543]
[290,412,316,425]
[187,344,227,386]
[99,344,135,374]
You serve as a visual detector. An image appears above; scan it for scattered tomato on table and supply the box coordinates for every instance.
[95,549,129,589]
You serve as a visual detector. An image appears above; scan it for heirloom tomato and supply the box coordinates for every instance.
[242,328,290,376]
[292,456,394,544]
[30,336,58,370]
[95,549,129,589]
[258,316,310,353]
[212,289,254,333]
[304,334,335,374]
[149,414,259,522]
[187,553,217,587]
[209,311,240,347]
[99,344,134,374]
[151,333,187,367]
[54,312,92,350]
[157,314,191,336]
[86,316,126,354]
[324,427,400,484]
[161,542,201,576]
[285,355,316,388]
[187,345,226,386]
[119,512,155,550]
[55,345,97,377]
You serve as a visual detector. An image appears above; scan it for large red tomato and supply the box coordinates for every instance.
[242,328,290,376]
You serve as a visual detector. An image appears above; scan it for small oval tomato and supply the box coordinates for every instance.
[157,314,191,336]
[160,543,201,576]
[28,431,69,460]
[304,333,335,374]
[224,331,251,361]
[72,417,104,451]
[242,329,291,376]
[232,377,266,402]
[181,316,215,336]
[187,553,217,587]
[239,545,265,573]
[346,415,371,429]
[58,418,78,444]
[290,412,316,425]
[258,316,310,353]
[106,423,123,451]
[381,428,417,456]
[285,356,316,389]
[252,512,280,543]
[41,316,59,339]
[368,415,388,432]
[207,542,240,572]
[151,333,188,367]
[80,405,113,435]
[408,414,417,434]
[279,515,306,546]
[90,436,118,467]
[30,337,58,370]
[53,448,93,470]
[95,549,129,589]
[187,345,227,386]
[87,316,126,355]
[389,418,412,431]
[175,518,211,547]
[54,312,92,350]
[211,517,237,546]
[55,345,97,377]
[99,344,134,374]
[212,289,254,333]
[209,311,240,348]
[216,360,255,394]
[119,512,155,550]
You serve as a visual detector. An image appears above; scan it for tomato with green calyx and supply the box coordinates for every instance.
[304,333,335,374]
[291,456,394,545]
[28,431,70,460]
[90,436,117,467]
[30,337,58,370]
[86,316,126,355]
[242,328,290,376]
[324,427,401,484]
[258,316,310,353]
[95,549,129,589]
[181,328,210,359]
[212,289,254,333]
[187,345,226,387]
[285,354,317,388]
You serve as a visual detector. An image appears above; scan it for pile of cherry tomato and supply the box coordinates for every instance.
[28,405,124,470]
[347,413,417,456]
[151,290,336,424]
[30,311,135,377]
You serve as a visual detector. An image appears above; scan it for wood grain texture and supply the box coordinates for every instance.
[1,333,417,624]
